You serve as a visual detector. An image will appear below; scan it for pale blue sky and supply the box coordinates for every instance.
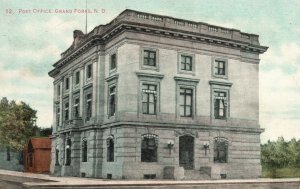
[1,0,299,143]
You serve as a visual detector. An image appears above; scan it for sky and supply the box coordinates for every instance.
[0,0,299,143]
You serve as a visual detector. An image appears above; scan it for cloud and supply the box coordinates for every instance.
[259,42,300,142]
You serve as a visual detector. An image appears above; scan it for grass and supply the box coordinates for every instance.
[262,166,300,178]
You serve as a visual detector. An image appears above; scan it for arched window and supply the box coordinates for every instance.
[82,139,88,162]
[55,145,59,165]
[65,139,71,165]
[107,135,114,162]
[141,134,158,162]
[214,137,228,163]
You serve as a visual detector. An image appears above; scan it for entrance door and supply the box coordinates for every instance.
[179,135,194,170]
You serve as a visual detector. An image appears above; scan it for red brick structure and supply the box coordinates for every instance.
[24,137,51,173]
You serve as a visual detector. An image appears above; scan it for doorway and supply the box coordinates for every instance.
[179,135,194,170]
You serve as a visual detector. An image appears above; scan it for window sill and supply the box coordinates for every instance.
[178,70,195,76]
[141,65,159,71]
[109,68,117,75]
[213,74,228,79]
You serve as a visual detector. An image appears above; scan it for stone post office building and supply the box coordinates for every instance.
[49,9,268,180]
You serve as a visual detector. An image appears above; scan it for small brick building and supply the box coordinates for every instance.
[24,137,51,173]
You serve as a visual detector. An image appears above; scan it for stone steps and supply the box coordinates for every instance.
[184,170,211,180]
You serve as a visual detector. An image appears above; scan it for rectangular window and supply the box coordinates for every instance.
[179,88,193,117]
[64,102,69,121]
[57,84,61,97]
[86,93,92,121]
[108,86,116,117]
[75,71,80,85]
[214,138,228,163]
[73,97,80,118]
[65,139,71,166]
[56,104,60,126]
[87,64,92,79]
[142,84,157,115]
[65,78,69,90]
[214,60,226,76]
[110,54,117,70]
[214,91,227,119]
[181,55,192,71]
[143,50,156,66]
[55,148,59,165]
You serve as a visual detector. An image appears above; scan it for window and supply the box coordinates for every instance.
[86,93,92,121]
[107,135,114,162]
[214,137,228,163]
[55,146,59,165]
[73,97,80,118]
[108,86,116,117]
[142,84,157,115]
[110,54,117,70]
[214,60,226,76]
[180,88,193,117]
[82,139,87,162]
[143,50,156,66]
[65,139,71,165]
[86,64,92,79]
[141,134,158,162]
[6,147,10,161]
[75,71,80,85]
[64,102,69,121]
[65,77,70,90]
[57,84,61,97]
[214,91,227,119]
[56,104,60,126]
[181,55,192,71]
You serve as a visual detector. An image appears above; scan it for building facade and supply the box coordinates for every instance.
[48,9,268,179]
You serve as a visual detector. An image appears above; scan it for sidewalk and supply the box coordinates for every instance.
[0,169,299,189]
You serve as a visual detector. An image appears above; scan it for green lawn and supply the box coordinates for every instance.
[262,167,300,178]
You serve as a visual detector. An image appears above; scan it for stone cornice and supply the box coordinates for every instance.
[174,76,200,83]
[136,72,164,79]
[209,80,233,87]
[49,9,268,78]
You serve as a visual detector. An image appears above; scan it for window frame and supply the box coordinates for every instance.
[108,85,117,117]
[72,93,80,119]
[106,135,114,162]
[212,57,228,79]
[140,47,159,71]
[65,138,72,166]
[214,137,229,163]
[86,63,93,82]
[142,83,157,115]
[105,74,118,119]
[209,80,232,120]
[85,93,92,122]
[178,52,195,75]
[110,53,117,71]
[174,76,199,119]
[56,102,60,127]
[63,100,69,121]
[65,77,70,91]
[82,139,88,162]
[141,134,158,162]
[179,87,193,117]
[136,72,164,117]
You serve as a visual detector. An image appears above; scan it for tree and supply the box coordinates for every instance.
[261,137,300,178]
[0,97,37,151]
